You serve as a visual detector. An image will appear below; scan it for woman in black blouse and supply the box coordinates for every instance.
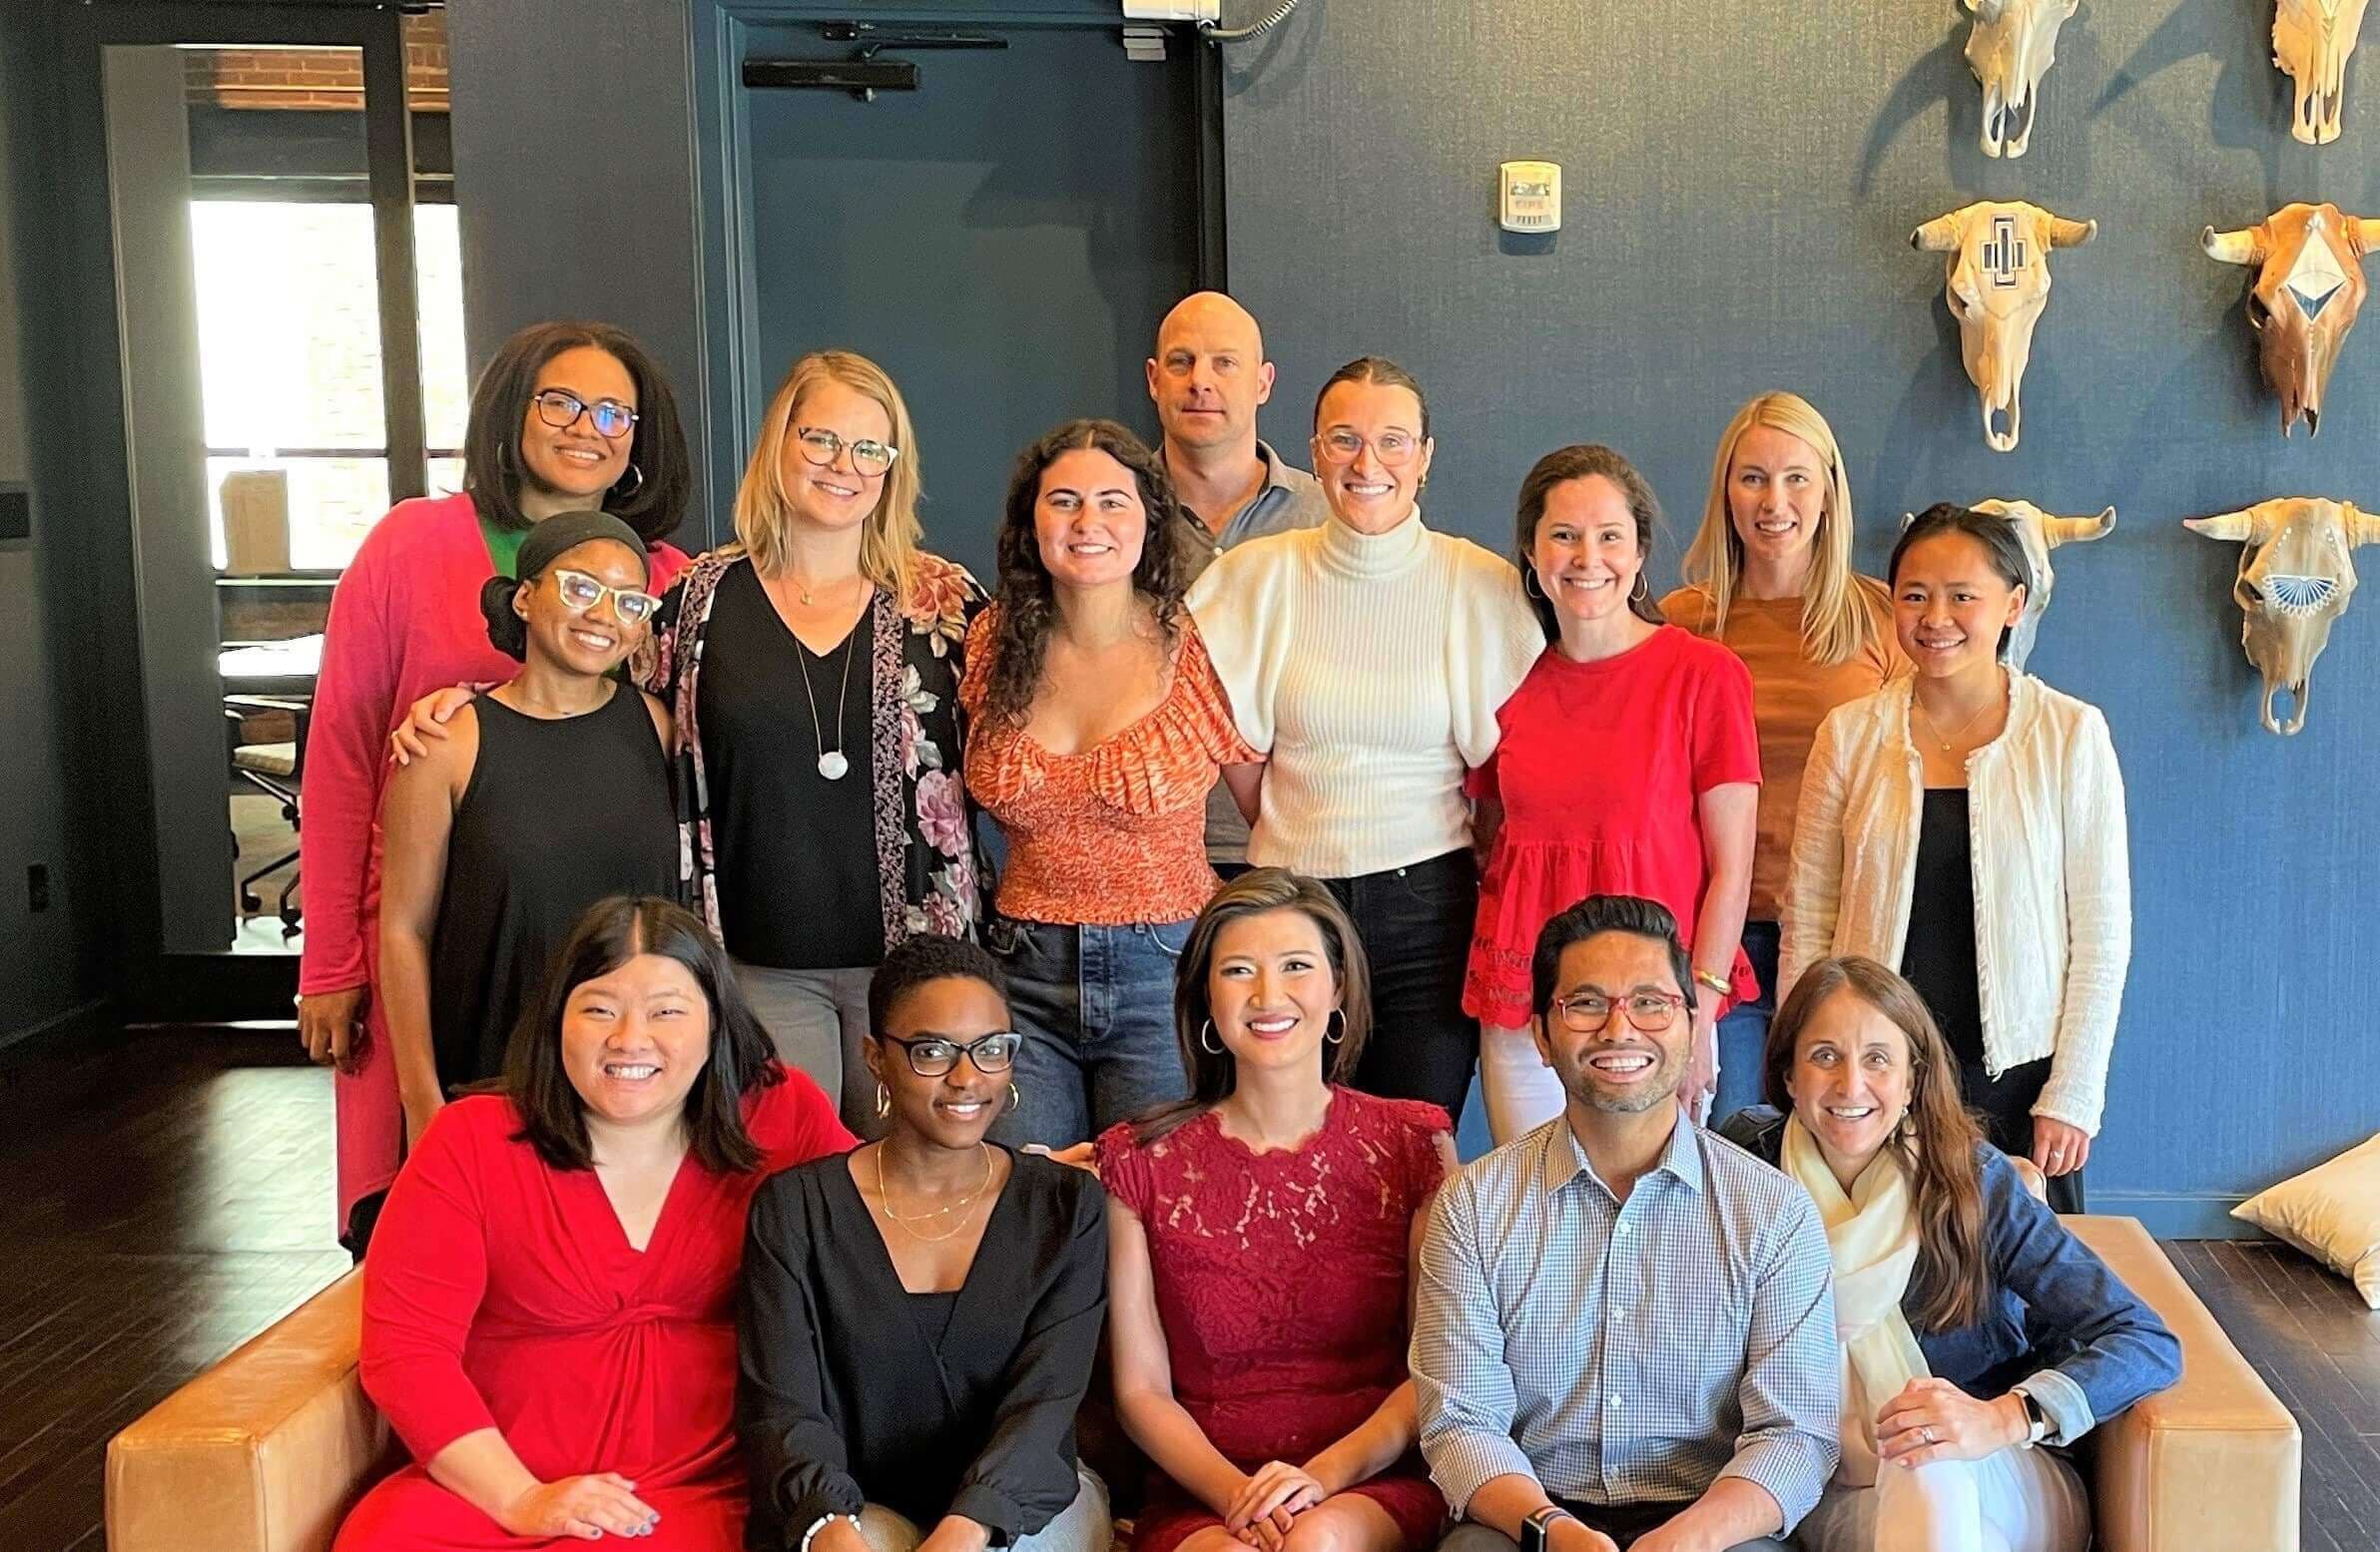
[739,934,1109,1552]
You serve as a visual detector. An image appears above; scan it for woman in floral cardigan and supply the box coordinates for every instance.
[645,351,987,1137]
[396,350,984,1140]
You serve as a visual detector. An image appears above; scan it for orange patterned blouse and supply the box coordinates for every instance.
[960,610,1259,926]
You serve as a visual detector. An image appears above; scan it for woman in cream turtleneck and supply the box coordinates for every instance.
[1187,357,1541,1118]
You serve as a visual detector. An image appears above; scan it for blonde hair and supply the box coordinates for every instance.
[733,349,921,602]
[1680,391,1881,668]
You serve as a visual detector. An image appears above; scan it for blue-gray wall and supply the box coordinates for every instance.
[1220,2,2380,1231]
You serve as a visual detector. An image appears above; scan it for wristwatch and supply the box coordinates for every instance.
[1519,1504,1573,1552]
[2011,1385,2052,1449]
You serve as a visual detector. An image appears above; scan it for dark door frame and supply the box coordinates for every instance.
[52,1,428,1020]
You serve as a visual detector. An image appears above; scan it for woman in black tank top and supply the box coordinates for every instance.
[378,512,680,1149]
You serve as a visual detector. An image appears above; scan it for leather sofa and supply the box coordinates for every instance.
[107,1219,2300,1552]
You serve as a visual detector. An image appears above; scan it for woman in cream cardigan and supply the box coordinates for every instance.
[1188,356,1542,1120]
[1782,504,2127,1212]
[1722,955,2177,1552]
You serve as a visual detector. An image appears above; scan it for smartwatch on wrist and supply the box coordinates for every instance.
[800,1512,858,1552]
[2011,1386,2052,1448]
[1519,1504,1572,1552]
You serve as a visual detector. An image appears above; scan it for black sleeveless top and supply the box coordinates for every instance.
[1899,787,1985,1064]
[428,687,679,1088]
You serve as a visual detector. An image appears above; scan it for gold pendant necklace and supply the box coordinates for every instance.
[1914,680,1999,754]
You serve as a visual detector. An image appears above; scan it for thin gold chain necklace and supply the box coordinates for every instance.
[1913,676,2002,754]
[873,1143,993,1242]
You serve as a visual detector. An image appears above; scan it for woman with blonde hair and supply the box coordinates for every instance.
[397,350,985,1134]
[1660,391,1901,1123]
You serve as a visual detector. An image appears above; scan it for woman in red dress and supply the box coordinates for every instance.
[334,896,854,1551]
[1466,445,1760,1144]
[1097,869,1455,1552]
[298,319,695,1252]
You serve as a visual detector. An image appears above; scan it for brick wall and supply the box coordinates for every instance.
[183,11,448,112]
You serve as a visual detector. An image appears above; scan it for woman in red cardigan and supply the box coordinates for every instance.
[296,318,695,1251]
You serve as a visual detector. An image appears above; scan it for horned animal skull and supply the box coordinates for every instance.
[1972,499,2114,670]
[2203,203,2380,436]
[2272,0,2371,146]
[1965,0,2080,158]
[2183,497,2380,735]
[1912,202,2097,452]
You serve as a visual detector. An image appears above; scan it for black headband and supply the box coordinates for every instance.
[514,510,649,584]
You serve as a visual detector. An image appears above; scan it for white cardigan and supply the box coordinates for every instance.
[1780,673,2130,1135]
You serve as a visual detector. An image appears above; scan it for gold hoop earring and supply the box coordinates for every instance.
[1198,1019,1223,1055]
[875,1082,890,1119]
[1324,1010,1347,1045]
[1630,571,1649,604]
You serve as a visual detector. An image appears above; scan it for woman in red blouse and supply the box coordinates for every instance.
[298,319,695,1250]
[960,420,1258,1150]
[333,896,853,1552]
[1466,445,1760,1143]
[1098,868,1455,1552]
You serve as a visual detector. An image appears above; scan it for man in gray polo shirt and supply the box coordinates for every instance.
[1145,289,1330,873]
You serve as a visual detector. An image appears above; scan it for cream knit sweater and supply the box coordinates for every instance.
[1187,511,1543,878]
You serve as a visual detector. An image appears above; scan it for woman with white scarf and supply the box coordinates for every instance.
[1721,956,2177,1552]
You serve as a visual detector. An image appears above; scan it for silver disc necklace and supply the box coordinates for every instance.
[795,595,865,781]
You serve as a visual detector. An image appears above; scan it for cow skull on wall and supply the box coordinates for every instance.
[1973,499,2114,670]
[1965,0,2080,158]
[2272,0,2371,146]
[1912,201,2097,452]
[2183,497,2380,735]
[2203,203,2380,436]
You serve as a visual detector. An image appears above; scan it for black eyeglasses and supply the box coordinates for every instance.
[532,388,639,439]
[1549,990,1688,1034]
[880,1031,1020,1078]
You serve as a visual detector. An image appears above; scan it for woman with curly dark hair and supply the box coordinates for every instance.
[959,419,1259,1148]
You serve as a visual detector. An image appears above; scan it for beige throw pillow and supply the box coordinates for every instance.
[2231,1132,2380,1308]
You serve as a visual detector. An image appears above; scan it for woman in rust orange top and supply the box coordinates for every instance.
[960,419,1258,1149]
[1660,391,1902,1123]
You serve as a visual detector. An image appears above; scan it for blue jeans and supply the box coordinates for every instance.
[984,915,1194,1149]
[1710,919,1779,1125]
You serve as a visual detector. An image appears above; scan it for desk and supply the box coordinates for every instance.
[219,634,321,699]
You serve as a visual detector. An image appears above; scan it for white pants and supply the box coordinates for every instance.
[1480,1024,1566,1144]
[1796,1447,2089,1552]
[857,1469,1111,1552]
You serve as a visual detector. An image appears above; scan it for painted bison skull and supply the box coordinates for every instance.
[1913,201,2097,452]
[2203,202,2380,437]
[2183,496,2380,735]
[1965,0,2081,158]
[2272,0,2371,146]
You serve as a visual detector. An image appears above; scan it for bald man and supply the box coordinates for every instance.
[1146,291,1329,872]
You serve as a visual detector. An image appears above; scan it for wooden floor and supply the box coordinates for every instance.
[2164,1241,2380,1552]
[1,1031,2374,1552]
[0,1026,347,1552]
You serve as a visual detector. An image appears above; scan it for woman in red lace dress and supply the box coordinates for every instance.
[1097,869,1457,1552]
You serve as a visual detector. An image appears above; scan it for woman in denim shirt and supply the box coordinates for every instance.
[1721,955,2177,1552]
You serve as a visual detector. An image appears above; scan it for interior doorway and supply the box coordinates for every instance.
[704,10,1209,573]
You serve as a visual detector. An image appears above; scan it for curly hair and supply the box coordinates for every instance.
[980,418,1190,728]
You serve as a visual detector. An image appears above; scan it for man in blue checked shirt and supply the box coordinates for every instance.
[1413,895,1840,1552]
